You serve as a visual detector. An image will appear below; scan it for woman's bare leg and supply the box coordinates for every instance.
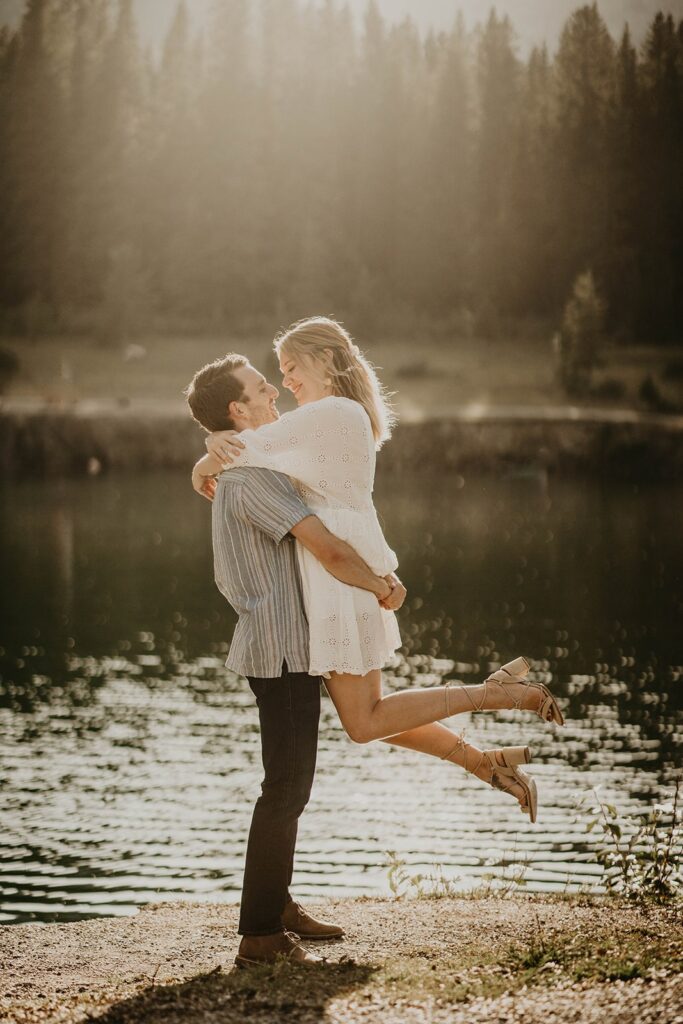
[381,721,468,759]
[375,717,527,805]
[324,669,540,745]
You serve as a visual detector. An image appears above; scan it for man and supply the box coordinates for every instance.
[185,354,404,968]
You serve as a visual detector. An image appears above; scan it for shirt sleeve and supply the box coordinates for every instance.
[234,468,312,543]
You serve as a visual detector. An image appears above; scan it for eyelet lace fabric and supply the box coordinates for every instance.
[223,396,401,676]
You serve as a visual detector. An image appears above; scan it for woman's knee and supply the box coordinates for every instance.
[343,720,377,745]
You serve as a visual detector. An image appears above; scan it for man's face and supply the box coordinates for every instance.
[232,364,279,429]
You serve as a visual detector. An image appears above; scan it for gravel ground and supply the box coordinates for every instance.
[1,896,681,1024]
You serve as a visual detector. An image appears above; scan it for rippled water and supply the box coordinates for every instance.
[1,470,681,923]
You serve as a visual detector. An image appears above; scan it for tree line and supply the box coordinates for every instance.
[1,0,682,343]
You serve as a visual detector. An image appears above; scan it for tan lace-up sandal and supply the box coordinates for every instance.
[444,656,564,726]
[441,735,538,822]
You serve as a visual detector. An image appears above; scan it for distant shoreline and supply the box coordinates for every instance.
[1,400,682,480]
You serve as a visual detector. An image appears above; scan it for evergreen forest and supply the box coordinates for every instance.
[1,0,682,344]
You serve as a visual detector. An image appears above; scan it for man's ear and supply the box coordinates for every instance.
[227,399,243,424]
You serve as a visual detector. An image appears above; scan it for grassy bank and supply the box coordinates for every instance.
[2,331,683,479]
[2,402,683,479]
[1,895,681,1024]
[3,332,683,421]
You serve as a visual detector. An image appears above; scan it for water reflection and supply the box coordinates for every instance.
[0,471,681,923]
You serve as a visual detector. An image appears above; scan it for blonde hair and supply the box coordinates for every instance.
[274,316,396,448]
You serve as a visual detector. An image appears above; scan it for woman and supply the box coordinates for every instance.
[193,317,564,821]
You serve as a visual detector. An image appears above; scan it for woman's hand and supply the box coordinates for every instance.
[379,572,407,611]
[206,430,245,465]
[192,453,223,501]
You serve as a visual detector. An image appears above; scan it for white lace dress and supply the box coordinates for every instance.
[222,396,402,677]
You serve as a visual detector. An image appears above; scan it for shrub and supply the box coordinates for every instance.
[639,375,679,413]
[575,779,682,902]
[0,346,20,394]
[590,378,626,400]
[663,360,683,381]
[556,270,605,397]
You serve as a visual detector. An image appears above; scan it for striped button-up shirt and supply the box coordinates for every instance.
[212,467,312,678]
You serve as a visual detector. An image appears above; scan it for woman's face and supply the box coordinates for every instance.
[279,348,331,406]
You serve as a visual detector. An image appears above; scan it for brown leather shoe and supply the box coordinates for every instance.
[235,930,323,968]
[281,900,345,940]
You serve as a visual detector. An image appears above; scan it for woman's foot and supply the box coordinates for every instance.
[478,748,537,820]
[444,657,564,726]
[441,737,538,821]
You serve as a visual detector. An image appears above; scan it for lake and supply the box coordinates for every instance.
[0,469,681,923]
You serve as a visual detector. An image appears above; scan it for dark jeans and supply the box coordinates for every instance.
[238,666,322,936]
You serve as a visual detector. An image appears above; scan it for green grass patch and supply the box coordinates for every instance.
[374,926,682,1005]
[7,331,679,420]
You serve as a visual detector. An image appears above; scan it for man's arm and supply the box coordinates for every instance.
[234,469,397,603]
[192,453,222,501]
[291,516,391,601]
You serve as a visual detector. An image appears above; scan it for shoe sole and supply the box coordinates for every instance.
[234,955,265,969]
[234,952,325,969]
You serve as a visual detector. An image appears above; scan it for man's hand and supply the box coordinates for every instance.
[379,572,407,611]
[192,454,222,501]
[206,430,245,465]
[292,516,393,600]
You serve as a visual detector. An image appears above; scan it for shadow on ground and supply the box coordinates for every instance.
[91,960,377,1024]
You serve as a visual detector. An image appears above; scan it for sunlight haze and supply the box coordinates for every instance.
[1,0,681,51]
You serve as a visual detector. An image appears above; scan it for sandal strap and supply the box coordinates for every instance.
[537,692,554,721]
[486,757,531,811]
[440,730,484,776]
[444,659,538,718]
[444,679,487,716]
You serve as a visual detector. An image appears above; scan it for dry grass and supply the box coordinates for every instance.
[6,331,681,423]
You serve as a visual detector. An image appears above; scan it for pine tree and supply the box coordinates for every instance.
[554,4,616,301]
[195,0,255,323]
[3,0,65,323]
[0,0,681,344]
[83,0,151,340]
[474,10,520,316]
[353,0,394,305]
[601,25,641,340]
[509,44,561,314]
[421,18,472,313]
[638,13,683,343]
[60,0,110,312]
[0,26,21,313]
[145,1,200,322]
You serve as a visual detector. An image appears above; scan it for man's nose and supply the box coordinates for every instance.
[268,383,279,398]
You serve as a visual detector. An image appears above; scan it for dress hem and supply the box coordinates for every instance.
[307,646,402,679]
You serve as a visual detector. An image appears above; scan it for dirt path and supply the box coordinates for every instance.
[1,895,681,1023]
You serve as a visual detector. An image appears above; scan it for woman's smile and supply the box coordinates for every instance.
[279,357,323,405]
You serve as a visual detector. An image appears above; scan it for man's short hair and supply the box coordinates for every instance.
[184,354,249,431]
